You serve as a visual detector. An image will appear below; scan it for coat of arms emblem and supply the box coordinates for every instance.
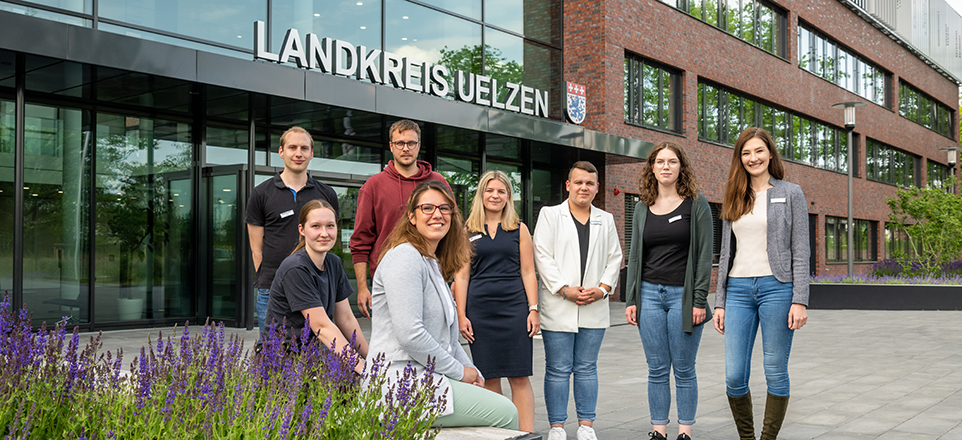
[566,81,586,125]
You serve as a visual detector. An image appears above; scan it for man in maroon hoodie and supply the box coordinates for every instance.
[350,119,451,317]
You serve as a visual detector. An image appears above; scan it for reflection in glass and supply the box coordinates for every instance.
[0,2,89,26]
[263,98,383,143]
[0,51,15,89]
[386,0,482,92]
[271,0,381,59]
[269,137,381,176]
[437,155,480,215]
[207,86,249,121]
[95,113,193,322]
[21,104,91,325]
[17,0,90,13]
[0,101,14,312]
[414,0,480,20]
[206,126,250,166]
[437,124,479,154]
[487,0,561,46]
[486,134,520,160]
[97,23,249,58]
[210,174,237,321]
[98,0,265,48]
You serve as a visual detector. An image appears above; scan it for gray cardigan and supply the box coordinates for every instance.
[368,243,475,416]
[625,193,714,333]
[716,177,810,307]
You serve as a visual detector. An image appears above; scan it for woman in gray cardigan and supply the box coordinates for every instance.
[368,180,519,429]
[624,141,713,440]
[712,127,809,440]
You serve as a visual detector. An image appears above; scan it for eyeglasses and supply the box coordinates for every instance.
[416,203,453,215]
[391,141,420,150]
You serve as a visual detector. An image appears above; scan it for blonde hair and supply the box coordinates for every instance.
[279,126,314,149]
[465,170,520,233]
[291,199,337,254]
[378,181,472,281]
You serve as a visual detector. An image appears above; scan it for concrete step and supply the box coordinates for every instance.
[436,427,541,440]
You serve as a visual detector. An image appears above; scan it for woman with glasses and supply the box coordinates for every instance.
[368,180,519,429]
[264,199,368,373]
[453,170,539,432]
[713,127,809,440]
[624,141,713,440]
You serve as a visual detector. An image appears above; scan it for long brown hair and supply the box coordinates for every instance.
[721,127,785,221]
[378,181,472,281]
[465,170,520,233]
[638,141,699,205]
[291,199,337,255]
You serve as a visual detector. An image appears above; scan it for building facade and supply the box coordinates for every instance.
[0,0,957,330]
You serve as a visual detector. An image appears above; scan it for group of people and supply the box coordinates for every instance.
[245,119,810,440]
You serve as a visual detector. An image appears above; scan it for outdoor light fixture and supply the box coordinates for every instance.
[832,101,866,277]
[940,146,959,167]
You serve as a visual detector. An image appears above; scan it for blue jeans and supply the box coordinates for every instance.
[724,276,794,397]
[638,281,703,426]
[256,288,270,338]
[542,328,606,425]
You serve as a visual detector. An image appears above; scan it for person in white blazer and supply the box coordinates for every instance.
[533,161,623,440]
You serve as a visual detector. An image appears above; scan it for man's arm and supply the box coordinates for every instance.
[352,262,372,318]
[350,185,376,317]
[248,224,265,272]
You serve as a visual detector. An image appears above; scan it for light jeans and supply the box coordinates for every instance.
[638,281,703,425]
[724,276,795,397]
[256,287,270,338]
[542,328,606,424]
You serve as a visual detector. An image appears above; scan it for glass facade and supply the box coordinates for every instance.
[884,223,914,260]
[927,160,952,190]
[671,0,784,57]
[0,100,12,304]
[624,54,679,132]
[698,81,848,173]
[798,24,887,108]
[866,139,917,187]
[825,217,876,263]
[899,81,954,139]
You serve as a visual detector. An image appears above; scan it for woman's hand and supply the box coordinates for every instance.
[788,304,808,330]
[459,316,474,343]
[625,305,638,326]
[712,308,725,334]
[527,310,540,337]
[461,366,483,386]
[693,307,706,325]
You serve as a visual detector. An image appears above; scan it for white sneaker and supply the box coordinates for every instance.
[576,425,598,440]
[547,426,567,440]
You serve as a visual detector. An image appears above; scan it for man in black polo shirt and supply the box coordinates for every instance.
[246,126,339,339]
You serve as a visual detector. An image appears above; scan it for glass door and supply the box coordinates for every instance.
[205,165,247,325]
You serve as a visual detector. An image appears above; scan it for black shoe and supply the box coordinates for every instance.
[676,434,692,440]
[648,432,667,440]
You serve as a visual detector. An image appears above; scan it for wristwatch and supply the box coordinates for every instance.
[529,304,539,312]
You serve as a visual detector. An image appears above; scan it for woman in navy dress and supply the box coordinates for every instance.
[453,170,540,432]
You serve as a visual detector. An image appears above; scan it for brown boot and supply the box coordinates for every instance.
[727,392,755,440]
[759,393,790,440]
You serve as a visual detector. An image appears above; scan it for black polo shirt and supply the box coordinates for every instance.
[246,172,339,288]
[265,249,352,341]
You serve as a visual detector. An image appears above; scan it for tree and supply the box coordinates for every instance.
[438,44,524,101]
[887,177,962,275]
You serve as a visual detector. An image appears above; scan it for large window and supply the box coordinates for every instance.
[624,55,680,132]
[670,0,784,56]
[927,160,952,190]
[698,82,847,173]
[798,24,887,107]
[0,100,13,308]
[885,223,914,259]
[866,139,917,187]
[98,0,266,49]
[899,81,954,138]
[826,217,876,263]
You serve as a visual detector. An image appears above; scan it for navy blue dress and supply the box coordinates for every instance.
[466,224,533,378]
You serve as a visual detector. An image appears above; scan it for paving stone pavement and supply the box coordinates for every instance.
[90,298,962,439]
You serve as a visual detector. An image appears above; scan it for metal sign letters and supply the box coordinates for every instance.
[253,21,550,118]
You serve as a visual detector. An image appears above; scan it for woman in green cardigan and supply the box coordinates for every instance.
[625,141,714,440]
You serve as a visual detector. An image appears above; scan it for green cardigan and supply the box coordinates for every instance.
[625,193,714,333]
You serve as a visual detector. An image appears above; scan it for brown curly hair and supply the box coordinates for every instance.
[638,141,699,205]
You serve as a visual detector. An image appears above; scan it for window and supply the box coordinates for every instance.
[798,24,887,107]
[698,81,847,173]
[885,223,915,259]
[681,0,784,57]
[625,55,680,131]
[826,217,876,262]
[927,160,952,191]
[866,139,917,187]
[899,81,954,139]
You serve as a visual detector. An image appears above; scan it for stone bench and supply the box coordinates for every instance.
[436,427,541,440]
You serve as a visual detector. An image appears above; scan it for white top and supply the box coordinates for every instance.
[729,189,774,278]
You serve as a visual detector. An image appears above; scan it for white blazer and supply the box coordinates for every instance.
[533,200,623,332]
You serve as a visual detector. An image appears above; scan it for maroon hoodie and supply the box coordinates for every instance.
[349,160,451,273]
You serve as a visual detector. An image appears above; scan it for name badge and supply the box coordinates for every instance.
[469,234,483,242]
[668,215,682,223]
[590,220,602,226]
[771,198,786,204]
[280,209,295,218]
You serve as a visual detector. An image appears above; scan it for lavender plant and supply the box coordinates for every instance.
[0,298,443,440]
